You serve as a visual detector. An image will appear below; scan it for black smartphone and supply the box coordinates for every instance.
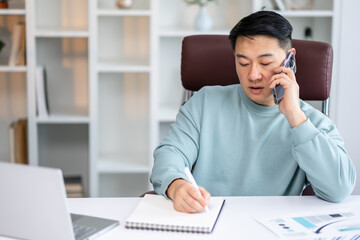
[272,51,296,104]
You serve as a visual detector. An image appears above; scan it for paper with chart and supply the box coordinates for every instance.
[256,211,360,240]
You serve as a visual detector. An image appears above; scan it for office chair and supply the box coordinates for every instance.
[181,35,333,196]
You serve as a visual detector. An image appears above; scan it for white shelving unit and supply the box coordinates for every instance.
[36,115,90,124]
[0,9,26,15]
[273,10,333,17]
[159,28,230,37]
[96,9,151,16]
[0,66,27,72]
[0,0,341,198]
[0,0,28,163]
[34,30,89,38]
[253,0,337,46]
[89,0,153,197]
[26,0,91,196]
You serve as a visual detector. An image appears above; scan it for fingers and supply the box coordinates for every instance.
[190,186,210,210]
[273,66,295,79]
[269,75,287,90]
[172,182,210,213]
[177,202,197,213]
[199,186,211,202]
[180,192,205,213]
[269,66,296,89]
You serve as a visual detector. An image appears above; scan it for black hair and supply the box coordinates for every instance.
[229,11,293,51]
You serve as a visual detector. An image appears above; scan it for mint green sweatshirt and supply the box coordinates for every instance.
[150,85,356,202]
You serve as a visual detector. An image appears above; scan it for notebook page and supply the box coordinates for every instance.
[126,194,225,232]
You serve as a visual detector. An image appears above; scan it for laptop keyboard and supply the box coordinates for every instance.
[73,224,97,240]
[70,213,119,240]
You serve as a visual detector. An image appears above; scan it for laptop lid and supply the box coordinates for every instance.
[0,162,75,240]
[0,162,119,240]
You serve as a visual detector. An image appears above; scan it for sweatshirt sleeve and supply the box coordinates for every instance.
[290,116,356,202]
[150,91,203,197]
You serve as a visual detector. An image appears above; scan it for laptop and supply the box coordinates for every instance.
[0,162,119,240]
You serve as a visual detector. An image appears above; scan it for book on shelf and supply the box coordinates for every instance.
[9,122,16,163]
[8,22,26,67]
[8,119,28,165]
[64,176,84,198]
[35,65,50,118]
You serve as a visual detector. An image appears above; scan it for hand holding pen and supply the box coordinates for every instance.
[184,167,210,213]
[166,168,211,213]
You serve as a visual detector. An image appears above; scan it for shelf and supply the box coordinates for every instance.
[97,59,150,72]
[0,9,26,15]
[274,10,334,17]
[97,157,150,174]
[0,66,27,72]
[97,9,151,17]
[159,27,230,38]
[36,115,89,124]
[97,63,151,73]
[35,28,89,38]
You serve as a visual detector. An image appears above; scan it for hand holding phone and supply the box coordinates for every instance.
[272,51,296,104]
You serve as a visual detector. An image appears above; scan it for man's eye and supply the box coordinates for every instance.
[239,63,249,66]
[261,62,271,66]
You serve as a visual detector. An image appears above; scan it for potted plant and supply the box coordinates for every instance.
[183,0,218,31]
[0,0,9,9]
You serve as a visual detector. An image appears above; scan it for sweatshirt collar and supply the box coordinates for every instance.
[238,85,280,115]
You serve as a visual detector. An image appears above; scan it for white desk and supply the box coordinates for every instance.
[64,195,360,240]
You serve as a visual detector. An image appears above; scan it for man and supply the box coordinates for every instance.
[150,11,356,213]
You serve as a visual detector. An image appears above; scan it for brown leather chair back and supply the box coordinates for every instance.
[181,35,334,196]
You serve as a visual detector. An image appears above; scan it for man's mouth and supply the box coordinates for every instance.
[249,86,264,94]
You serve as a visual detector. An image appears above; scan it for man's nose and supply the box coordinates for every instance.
[248,64,262,81]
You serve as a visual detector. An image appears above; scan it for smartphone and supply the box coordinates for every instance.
[272,51,296,104]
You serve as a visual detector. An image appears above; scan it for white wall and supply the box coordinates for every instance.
[334,0,360,194]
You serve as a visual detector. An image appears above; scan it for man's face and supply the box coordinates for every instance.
[234,35,287,106]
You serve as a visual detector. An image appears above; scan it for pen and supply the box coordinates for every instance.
[184,167,210,213]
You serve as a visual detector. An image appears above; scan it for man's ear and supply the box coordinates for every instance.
[289,48,296,55]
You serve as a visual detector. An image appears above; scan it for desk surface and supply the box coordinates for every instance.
[63,195,360,240]
[1,195,359,240]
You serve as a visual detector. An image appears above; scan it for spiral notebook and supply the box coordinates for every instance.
[125,194,225,233]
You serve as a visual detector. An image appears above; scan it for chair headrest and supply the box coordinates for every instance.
[181,35,333,100]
